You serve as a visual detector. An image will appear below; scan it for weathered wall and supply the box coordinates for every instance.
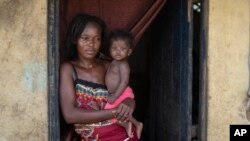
[0,0,48,141]
[207,0,250,140]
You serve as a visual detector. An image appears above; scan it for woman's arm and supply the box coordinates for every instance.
[60,63,116,124]
[116,98,135,122]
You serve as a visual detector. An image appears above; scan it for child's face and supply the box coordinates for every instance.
[110,39,132,61]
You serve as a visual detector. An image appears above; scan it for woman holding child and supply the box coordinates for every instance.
[59,13,139,141]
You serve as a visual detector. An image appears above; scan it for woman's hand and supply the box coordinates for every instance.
[116,98,135,122]
[107,94,117,104]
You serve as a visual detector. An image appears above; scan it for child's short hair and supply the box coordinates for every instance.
[109,29,133,49]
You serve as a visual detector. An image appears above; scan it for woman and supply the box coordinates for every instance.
[60,14,139,141]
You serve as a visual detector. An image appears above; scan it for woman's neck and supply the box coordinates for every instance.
[77,58,97,69]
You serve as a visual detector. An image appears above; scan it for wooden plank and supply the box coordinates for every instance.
[147,0,192,140]
[199,0,208,141]
[48,0,60,140]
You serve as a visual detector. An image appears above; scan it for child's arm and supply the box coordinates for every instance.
[108,61,130,103]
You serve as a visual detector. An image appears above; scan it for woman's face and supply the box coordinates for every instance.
[76,22,101,60]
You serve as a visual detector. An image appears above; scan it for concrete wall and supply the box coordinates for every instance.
[207,0,250,141]
[0,0,48,141]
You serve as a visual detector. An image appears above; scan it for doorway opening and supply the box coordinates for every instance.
[48,0,208,140]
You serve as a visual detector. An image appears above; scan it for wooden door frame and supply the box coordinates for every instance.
[189,0,208,140]
[48,0,60,140]
[199,0,208,140]
[47,0,208,140]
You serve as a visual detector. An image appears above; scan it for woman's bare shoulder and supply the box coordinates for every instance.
[60,61,74,73]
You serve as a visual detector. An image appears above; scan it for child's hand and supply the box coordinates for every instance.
[107,95,117,104]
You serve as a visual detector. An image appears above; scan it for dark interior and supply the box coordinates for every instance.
[59,0,201,140]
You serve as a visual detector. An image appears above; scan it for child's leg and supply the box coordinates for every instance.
[117,121,133,138]
[130,117,143,139]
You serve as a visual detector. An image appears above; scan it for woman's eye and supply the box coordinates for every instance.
[111,47,116,51]
[80,36,89,40]
[96,37,101,41]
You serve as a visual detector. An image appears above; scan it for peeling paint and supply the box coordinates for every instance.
[22,62,46,93]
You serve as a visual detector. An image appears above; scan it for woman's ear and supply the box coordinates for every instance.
[128,49,132,56]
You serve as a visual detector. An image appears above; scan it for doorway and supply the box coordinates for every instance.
[48,0,208,140]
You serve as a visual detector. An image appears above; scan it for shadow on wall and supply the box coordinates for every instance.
[239,52,250,121]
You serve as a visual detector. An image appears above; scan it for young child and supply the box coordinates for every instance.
[105,29,143,139]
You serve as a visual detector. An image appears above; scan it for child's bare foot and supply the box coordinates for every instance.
[135,122,143,139]
[125,122,133,138]
[119,121,133,138]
